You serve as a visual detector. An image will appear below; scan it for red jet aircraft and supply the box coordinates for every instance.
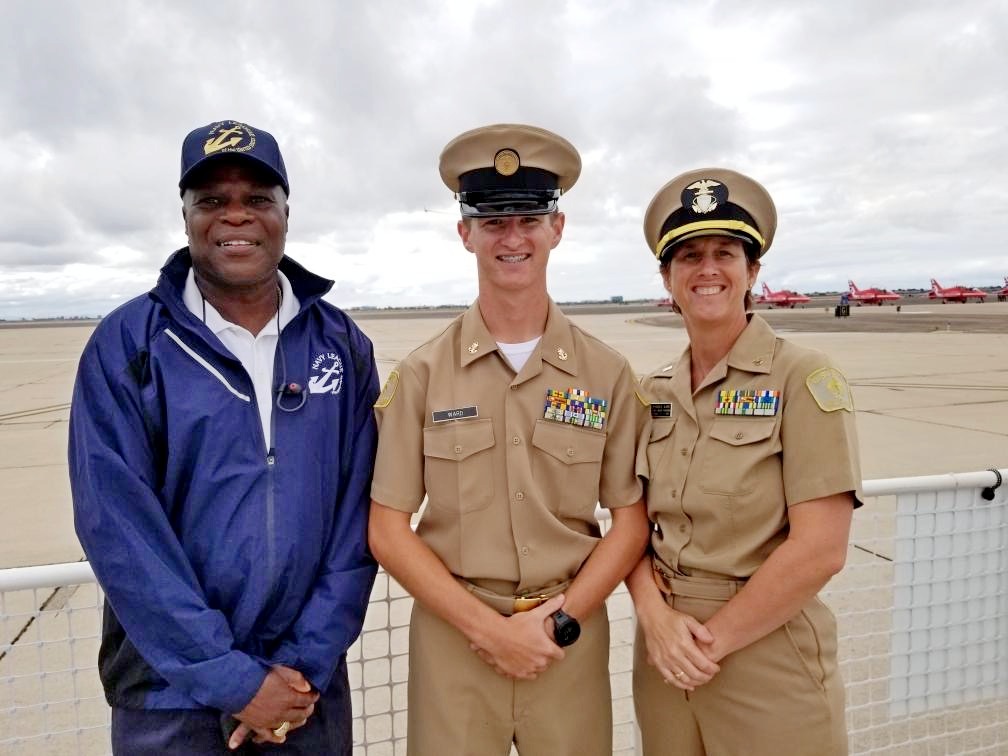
[928,279,988,303]
[848,280,901,305]
[756,283,811,308]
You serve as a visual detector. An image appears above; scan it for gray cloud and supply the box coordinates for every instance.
[1,0,1006,318]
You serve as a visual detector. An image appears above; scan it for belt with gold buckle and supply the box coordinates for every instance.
[511,594,550,613]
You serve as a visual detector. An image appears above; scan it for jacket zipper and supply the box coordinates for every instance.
[164,329,251,402]
[265,328,282,584]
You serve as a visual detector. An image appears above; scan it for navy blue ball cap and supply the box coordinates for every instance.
[179,120,289,195]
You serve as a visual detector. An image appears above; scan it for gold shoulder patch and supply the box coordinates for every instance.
[374,370,399,409]
[805,367,853,412]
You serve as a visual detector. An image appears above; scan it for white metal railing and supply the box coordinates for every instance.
[1,468,1005,756]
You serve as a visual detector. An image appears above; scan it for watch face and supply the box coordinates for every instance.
[556,620,580,646]
[552,610,581,647]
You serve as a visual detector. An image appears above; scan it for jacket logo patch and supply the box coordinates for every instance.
[308,352,344,395]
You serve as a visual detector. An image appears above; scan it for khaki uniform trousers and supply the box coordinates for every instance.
[407,600,612,756]
[633,577,847,756]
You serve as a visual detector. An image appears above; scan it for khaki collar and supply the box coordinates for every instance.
[459,298,578,377]
[694,314,778,390]
[724,314,777,375]
[655,315,777,413]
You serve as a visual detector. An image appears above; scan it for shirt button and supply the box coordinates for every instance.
[454,444,463,454]
[734,432,743,440]
[679,524,687,533]
[680,448,688,456]
[566,448,575,457]
[512,436,521,445]
[515,491,525,501]
[521,546,530,556]
[670,491,677,499]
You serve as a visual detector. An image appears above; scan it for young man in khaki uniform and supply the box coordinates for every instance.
[369,124,649,755]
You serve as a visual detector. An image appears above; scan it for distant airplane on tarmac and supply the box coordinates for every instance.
[848,280,901,305]
[755,283,810,308]
[998,277,1008,302]
[927,279,988,303]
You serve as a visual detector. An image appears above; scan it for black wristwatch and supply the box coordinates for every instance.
[551,609,581,647]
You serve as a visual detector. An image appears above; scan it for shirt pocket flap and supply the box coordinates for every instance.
[532,419,606,465]
[649,417,676,443]
[423,419,495,461]
[708,419,776,446]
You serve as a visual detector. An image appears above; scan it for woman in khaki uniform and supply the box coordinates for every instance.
[628,168,862,756]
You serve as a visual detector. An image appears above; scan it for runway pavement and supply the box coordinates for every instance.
[1,302,1006,571]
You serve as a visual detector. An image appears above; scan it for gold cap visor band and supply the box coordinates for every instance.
[655,220,765,259]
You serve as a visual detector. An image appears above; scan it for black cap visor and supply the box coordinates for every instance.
[656,203,762,263]
[458,189,560,217]
[179,154,288,196]
[457,166,561,217]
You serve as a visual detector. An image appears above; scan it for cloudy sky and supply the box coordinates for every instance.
[1,0,1006,319]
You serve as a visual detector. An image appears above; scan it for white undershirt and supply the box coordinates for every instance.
[496,336,542,372]
[182,269,300,446]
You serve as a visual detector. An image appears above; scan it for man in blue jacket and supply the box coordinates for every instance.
[69,120,379,754]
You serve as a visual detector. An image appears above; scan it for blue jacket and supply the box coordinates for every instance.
[69,249,379,713]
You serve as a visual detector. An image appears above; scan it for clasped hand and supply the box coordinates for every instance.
[469,594,566,680]
[639,603,720,691]
[228,665,319,749]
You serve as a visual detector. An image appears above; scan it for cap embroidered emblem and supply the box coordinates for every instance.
[203,122,256,156]
[494,148,520,176]
[468,341,479,354]
[683,179,727,215]
[556,347,568,361]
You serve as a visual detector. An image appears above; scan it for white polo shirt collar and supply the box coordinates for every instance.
[182,268,300,446]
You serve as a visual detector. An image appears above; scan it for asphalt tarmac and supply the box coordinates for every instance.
[0,302,1006,570]
[643,303,1008,334]
[1,303,1006,756]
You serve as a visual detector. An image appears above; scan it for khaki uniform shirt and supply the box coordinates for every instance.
[372,299,645,594]
[637,314,862,579]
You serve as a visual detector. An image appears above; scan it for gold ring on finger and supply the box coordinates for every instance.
[272,721,291,737]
